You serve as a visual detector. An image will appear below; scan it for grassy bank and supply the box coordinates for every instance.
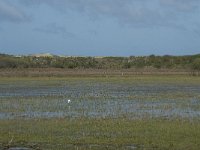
[0,68,193,77]
[0,74,200,84]
[0,118,200,150]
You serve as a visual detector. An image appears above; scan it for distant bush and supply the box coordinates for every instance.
[0,53,200,71]
[192,58,200,71]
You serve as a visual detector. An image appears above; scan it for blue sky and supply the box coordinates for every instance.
[0,0,200,56]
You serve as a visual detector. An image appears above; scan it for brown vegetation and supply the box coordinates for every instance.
[0,68,192,77]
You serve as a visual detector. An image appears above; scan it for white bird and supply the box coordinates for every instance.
[67,99,71,103]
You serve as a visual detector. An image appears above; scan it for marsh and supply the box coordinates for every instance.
[0,76,200,149]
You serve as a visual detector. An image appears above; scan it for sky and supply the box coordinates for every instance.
[0,0,200,56]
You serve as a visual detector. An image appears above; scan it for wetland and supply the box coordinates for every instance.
[1,76,200,149]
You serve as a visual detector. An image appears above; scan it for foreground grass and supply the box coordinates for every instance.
[0,118,200,150]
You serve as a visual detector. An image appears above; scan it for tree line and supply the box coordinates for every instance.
[0,53,200,71]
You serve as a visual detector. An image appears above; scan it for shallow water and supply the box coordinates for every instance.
[1,80,200,119]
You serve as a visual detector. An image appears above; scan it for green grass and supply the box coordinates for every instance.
[0,118,200,149]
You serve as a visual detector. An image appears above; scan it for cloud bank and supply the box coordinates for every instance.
[19,0,200,28]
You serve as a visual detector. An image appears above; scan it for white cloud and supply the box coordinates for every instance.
[0,0,29,22]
